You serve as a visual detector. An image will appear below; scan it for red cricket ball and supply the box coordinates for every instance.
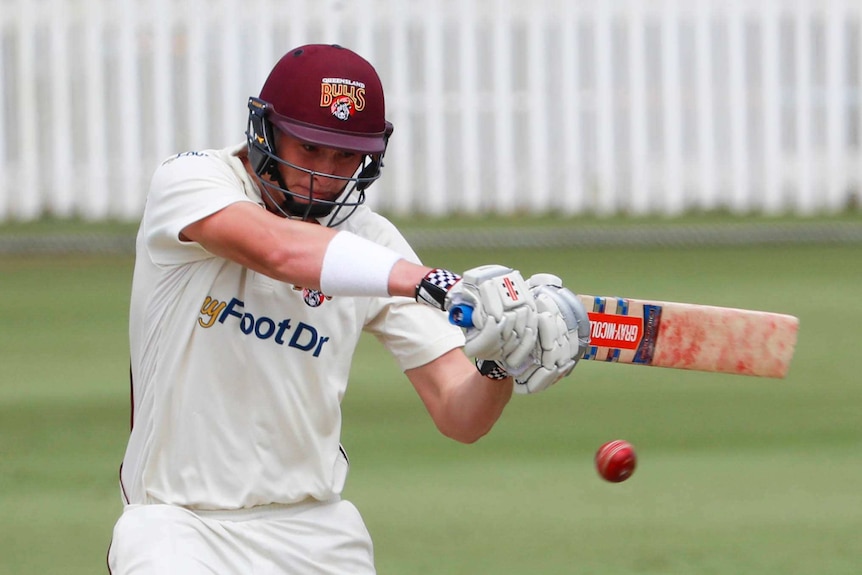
[595,440,637,483]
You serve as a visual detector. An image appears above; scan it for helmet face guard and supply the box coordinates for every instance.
[246,97,392,226]
[245,44,394,226]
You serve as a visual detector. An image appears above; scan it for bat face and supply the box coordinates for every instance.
[580,295,799,378]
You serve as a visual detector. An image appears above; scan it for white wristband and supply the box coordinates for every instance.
[319,231,402,297]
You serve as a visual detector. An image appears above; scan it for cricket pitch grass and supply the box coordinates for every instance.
[1,229,860,574]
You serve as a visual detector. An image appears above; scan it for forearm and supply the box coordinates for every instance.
[407,349,513,444]
[439,371,513,443]
[181,203,334,288]
[387,258,432,298]
[182,203,433,296]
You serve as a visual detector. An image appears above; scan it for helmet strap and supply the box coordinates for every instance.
[264,168,338,221]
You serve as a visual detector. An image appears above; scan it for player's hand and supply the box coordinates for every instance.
[510,273,591,394]
[416,265,538,368]
[454,265,538,367]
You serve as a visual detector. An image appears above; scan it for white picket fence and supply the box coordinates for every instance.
[1,0,861,222]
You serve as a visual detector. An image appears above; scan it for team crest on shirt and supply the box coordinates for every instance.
[320,77,366,122]
[295,286,332,308]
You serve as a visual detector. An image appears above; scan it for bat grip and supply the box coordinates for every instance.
[448,304,475,328]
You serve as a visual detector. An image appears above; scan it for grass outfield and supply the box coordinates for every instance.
[1,241,860,574]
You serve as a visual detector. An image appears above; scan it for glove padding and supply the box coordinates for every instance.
[447,265,538,369]
[510,273,591,394]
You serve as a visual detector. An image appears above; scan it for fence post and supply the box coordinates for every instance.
[17,1,40,220]
[219,0,243,148]
[695,1,718,211]
[661,0,684,215]
[728,0,751,213]
[628,0,650,215]
[387,0,413,216]
[825,0,848,213]
[118,0,143,219]
[185,0,209,151]
[526,7,550,213]
[458,0,482,215]
[83,3,110,219]
[794,0,815,214]
[0,12,6,221]
[560,1,585,215]
[152,0,176,175]
[761,0,782,214]
[50,0,75,218]
[595,2,617,216]
[492,0,516,213]
[424,0,447,216]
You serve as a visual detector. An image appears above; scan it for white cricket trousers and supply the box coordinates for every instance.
[107,499,376,574]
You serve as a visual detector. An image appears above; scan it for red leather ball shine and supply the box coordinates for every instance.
[595,440,637,483]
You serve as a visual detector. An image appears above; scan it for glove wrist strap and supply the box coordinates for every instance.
[415,268,461,311]
[475,359,509,381]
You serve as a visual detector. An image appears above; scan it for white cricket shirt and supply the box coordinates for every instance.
[120,144,465,510]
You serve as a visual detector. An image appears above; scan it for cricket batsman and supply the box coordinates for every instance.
[107,43,590,574]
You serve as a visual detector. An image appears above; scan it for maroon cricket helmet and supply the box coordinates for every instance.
[258,44,392,154]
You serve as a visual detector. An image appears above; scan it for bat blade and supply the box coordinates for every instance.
[579,295,799,378]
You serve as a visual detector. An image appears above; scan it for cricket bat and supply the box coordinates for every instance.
[449,295,799,378]
[577,295,798,378]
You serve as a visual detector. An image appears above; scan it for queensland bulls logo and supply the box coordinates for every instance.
[320,77,366,122]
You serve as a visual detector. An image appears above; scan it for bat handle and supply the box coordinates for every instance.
[448,304,475,328]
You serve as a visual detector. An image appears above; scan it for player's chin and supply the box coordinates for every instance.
[289,187,333,203]
[302,191,342,205]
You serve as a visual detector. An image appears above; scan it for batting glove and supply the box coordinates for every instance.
[416,265,538,369]
[477,273,591,394]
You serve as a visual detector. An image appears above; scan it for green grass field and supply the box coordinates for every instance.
[1,230,861,574]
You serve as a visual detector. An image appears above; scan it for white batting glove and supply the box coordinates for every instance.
[511,273,591,394]
[455,265,538,367]
[416,265,538,368]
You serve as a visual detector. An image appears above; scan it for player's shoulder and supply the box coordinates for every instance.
[338,207,402,242]
[151,144,242,186]
[157,147,228,171]
[337,207,419,261]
